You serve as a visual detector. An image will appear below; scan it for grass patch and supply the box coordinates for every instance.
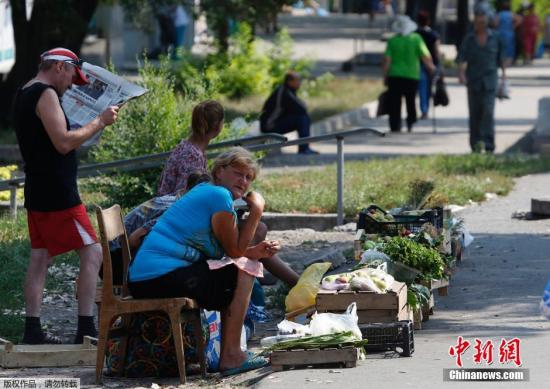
[254,154,550,216]
[222,76,383,123]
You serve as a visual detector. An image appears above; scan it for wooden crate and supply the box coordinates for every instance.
[270,346,359,371]
[316,281,409,324]
[0,336,96,368]
[421,278,450,297]
[451,236,463,262]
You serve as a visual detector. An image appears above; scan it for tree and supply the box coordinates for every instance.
[200,0,297,52]
[0,0,98,125]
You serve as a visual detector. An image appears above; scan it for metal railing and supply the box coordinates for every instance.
[1,128,384,224]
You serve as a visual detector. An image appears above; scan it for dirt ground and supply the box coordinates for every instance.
[0,227,357,388]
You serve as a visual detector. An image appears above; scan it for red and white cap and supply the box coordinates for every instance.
[40,47,89,86]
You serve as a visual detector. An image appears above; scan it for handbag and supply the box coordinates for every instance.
[433,77,449,107]
[376,90,389,117]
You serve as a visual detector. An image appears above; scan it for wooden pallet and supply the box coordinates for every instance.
[0,336,96,368]
[270,346,359,371]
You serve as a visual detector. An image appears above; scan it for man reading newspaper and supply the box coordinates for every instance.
[13,47,121,344]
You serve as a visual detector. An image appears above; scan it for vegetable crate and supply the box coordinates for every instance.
[357,205,443,236]
[359,320,414,357]
[270,346,360,371]
[316,281,410,324]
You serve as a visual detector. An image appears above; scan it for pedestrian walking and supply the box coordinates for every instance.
[13,48,119,344]
[383,15,435,132]
[522,4,540,64]
[457,7,507,153]
[415,10,440,120]
[495,1,523,66]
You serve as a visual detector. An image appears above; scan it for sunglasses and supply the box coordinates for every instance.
[63,59,83,68]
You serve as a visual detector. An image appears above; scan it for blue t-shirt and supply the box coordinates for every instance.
[128,183,236,282]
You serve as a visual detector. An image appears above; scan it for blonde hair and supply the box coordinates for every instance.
[211,147,259,182]
[191,100,224,138]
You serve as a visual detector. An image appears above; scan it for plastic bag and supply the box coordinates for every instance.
[203,310,221,372]
[309,302,362,340]
[285,262,331,313]
[321,273,353,291]
[540,279,550,320]
[376,90,389,117]
[496,78,510,100]
[203,310,247,372]
[277,319,311,336]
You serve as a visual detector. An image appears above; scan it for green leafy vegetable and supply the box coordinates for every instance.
[262,331,368,353]
[382,237,446,280]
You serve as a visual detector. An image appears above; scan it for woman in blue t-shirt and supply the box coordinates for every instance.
[128,147,276,375]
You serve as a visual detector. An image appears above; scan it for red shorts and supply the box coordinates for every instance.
[27,204,98,257]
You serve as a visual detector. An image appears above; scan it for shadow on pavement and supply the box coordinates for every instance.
[421,232,550,337]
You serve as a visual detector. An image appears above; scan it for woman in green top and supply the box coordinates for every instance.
[383,15,435,132]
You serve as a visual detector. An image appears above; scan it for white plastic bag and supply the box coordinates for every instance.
[277,319,311,336]
[309,302,362,340]
[497,78,510,100]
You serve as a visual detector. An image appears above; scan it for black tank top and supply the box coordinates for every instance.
[14,82,81,211]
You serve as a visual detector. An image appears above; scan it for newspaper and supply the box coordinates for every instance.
[61,62,148,146]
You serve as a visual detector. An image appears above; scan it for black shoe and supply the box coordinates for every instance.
[298,148,319,155]
[22,332,63,345]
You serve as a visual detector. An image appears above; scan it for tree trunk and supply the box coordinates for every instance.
[0,0,98,126]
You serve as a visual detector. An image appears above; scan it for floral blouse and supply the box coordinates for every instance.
[157,140,207,196]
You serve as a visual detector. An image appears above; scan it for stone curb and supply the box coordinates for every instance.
[261,212,346,231]
[311,104,372,135]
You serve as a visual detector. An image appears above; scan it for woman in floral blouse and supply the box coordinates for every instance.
[157,100,224,195]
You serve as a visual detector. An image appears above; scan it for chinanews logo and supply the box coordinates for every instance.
[444,336,529,382]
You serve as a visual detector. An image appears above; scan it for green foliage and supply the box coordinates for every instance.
[174,25,315,101]
[382,237,446,280]
[407,283,431,311]
[267,28,314,89]
[92,59,189,162]
[206,24,272,99]
[87,57,238,208]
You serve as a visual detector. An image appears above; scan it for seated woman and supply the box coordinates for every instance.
[157,100,298,286]
[128,147,274,375]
